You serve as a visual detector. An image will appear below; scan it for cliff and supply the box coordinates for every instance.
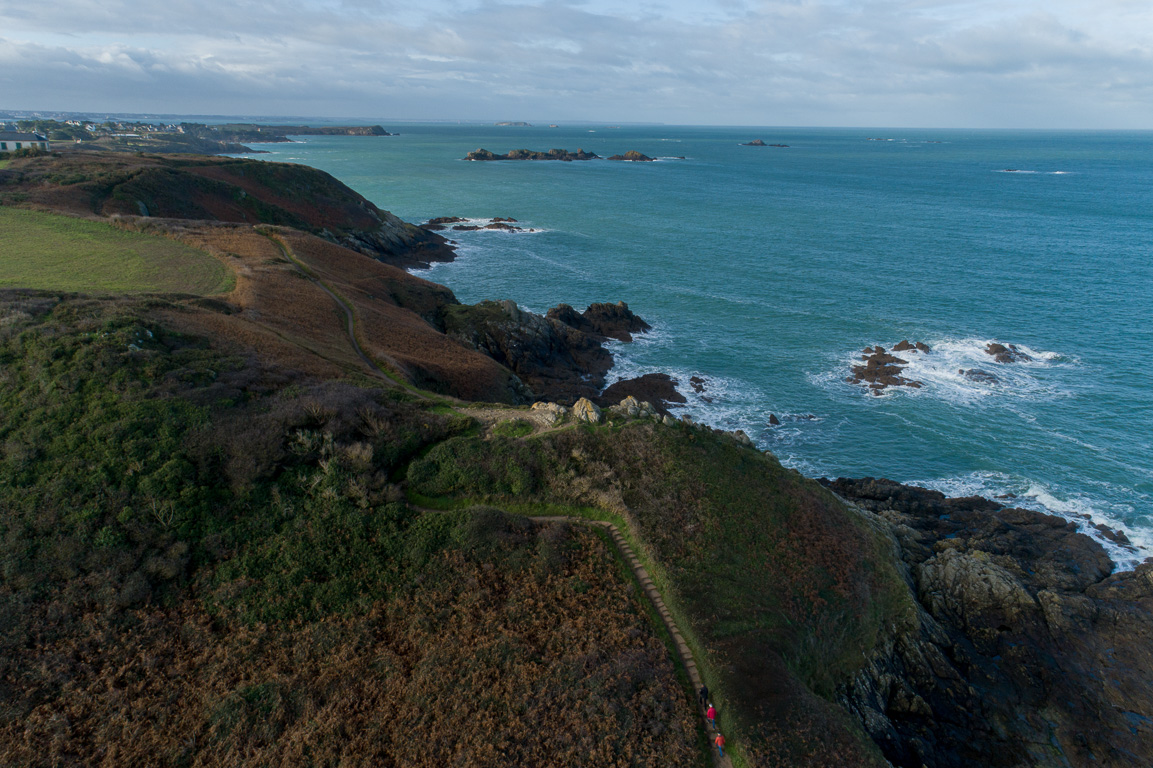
[824,478,1153,767]
[0,151,454,269]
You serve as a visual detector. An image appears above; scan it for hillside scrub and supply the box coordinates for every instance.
[408,421,910,765]
[0,293,703,766]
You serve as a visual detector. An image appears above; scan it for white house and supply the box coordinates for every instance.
[0,132,50,153]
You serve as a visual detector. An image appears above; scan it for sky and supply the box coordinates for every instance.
[2,0,1151,128]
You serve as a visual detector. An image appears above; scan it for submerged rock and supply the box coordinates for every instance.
[959,368,999,384]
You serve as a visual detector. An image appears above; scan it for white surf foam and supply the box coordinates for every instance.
[421,217,547,234]
[834,337,1074,405]
[911,471,1151,571]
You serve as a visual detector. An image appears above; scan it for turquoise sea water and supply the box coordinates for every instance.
[245,125,1153,568]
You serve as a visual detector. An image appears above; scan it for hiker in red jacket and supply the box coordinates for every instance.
[706,703,717,730]
[715,732,725,757]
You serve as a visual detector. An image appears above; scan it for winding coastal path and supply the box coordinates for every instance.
[530,516,733,768]
[259,227,732,765]
[258,229,422,394]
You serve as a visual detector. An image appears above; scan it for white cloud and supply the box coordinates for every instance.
[1,0,1151,126]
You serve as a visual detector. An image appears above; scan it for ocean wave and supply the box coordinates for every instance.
[833,337,1074,405]
[910,471,1151,571]
[422,217,548,234]
[603,335,819,451]
[995,169,1075,175]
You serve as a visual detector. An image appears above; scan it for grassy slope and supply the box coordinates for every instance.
[0,208,234,294]
[0,296,702,767]
[406,422,913,766]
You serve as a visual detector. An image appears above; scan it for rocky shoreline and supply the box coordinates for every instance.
[823,477,1152,768]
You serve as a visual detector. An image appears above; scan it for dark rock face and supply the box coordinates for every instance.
[821,477,1153,768]
[596,373,685,415]
[443,300,650,405]
[986,342,1033,363]
[744,139,768,146]
[607,151,655,162]
[768,413,781,426]
[546,301,652,342]
[689,376,707,393]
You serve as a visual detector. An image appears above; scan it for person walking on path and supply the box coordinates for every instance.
[698,685,709,708]
[715,733,726,757]
[706,703,717,730]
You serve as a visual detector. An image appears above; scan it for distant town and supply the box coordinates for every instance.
[0,115,392,155]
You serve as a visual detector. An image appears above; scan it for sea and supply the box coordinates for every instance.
[238,124,1153,569]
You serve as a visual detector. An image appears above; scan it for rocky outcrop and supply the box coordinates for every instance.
[821,477,1153,768]
[442,300,639,405]
[334,206,458,270]
[986,342,1033,363]
[571,397,602,423]
[893,339,931,353]
[597,373,685,415]
[846,344,928,394]
[742,140,789,147]
[607,151,655,162]
[465,148,599,161]
[546,301,652,342]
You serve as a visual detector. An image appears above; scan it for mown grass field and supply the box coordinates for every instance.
[0,207,233,294]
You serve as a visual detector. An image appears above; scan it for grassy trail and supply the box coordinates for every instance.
[533,515,735,768]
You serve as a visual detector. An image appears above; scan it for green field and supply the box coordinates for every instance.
[0,207,233,294]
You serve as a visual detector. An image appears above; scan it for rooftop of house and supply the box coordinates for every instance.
[0,132,48,141]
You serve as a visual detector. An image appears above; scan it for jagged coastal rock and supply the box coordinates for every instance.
[442,299,651,405]
[823,478,1153,768]
[547,301,652,342]
[846,342,931,394]
[597,373,685,415]
[985,342,1033,363]
[742,139,789,147]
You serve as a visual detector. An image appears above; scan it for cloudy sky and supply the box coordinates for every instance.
[2,0,1151,127]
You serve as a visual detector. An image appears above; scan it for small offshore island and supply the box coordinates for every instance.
[0,137,1150,768]
[465,147,661,162]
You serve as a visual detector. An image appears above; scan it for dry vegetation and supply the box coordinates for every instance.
[0,294,704,767]
[406,422,910,766]
[3,523,699,768]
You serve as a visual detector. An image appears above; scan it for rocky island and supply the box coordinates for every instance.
[607,150,655,161]
[465,147,600,161]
